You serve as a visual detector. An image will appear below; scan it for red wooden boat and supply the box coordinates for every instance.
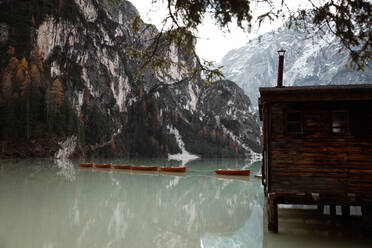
[160,167,186,173]
[131,165,158,171]
[95,163,112,169]
[113,164,132,170]
[215,169,250,176]
[79,163,94,168]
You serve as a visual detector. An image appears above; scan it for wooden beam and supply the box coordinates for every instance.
[267,193,278,233]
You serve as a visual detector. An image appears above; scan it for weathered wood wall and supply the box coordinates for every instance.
[268,101,372,196]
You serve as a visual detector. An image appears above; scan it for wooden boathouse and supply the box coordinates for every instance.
[259,51,372,232]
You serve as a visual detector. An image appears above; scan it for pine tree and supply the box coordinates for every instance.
[1,71,13,98]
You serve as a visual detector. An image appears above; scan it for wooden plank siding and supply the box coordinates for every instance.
[259,84,372,232]
[268,101,372,196]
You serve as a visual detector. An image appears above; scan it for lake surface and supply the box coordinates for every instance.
[0,158,370,248]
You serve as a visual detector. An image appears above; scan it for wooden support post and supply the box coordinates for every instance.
[1,140,5,153]
[361,204,372,234]
[330,205,336,217]
[267,193,278,233]
[342,205,350,217]
[318,204,324,215]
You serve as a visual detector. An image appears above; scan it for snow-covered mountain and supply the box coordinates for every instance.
[220,24,372,109]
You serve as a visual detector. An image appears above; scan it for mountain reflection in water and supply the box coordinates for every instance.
[0,158,262,248]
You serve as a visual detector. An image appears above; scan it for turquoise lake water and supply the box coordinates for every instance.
[0,158,370,248]
[0,159,263,248]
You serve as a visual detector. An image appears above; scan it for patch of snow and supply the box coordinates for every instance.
[54,136,77,181]
[55,136,77,160]
[167,125,199,165]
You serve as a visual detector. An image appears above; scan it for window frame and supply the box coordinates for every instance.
[285,111,303,135]
[331,110,349,134]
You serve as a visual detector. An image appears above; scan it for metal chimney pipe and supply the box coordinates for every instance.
[277,49,286,87]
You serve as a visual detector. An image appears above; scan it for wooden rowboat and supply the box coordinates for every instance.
[215,169,250,176]
[254,174,262,179]
[131,165,158,171]
[79,163,93,168]
[160,167,186,173]
[113,164,132,170]
[95,163,112,169]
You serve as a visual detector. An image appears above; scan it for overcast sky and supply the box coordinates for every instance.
[130,0,312,63]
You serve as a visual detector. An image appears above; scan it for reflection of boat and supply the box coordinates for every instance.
[95,163,112,169]
[79,163,94,168]
[215,169,250,176]
[160,167,186,172]
[160,171,186,177]
[131,165,158,171]
[113,164,132,170]
[131,170,159,176]
[216,174,251,182]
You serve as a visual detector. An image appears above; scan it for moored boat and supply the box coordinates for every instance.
[160,167,186,172]
[131,165,158,171]
[79,163,94,168]
[215,169,250,176]
[113,164,132,170]
[95,163,112,169]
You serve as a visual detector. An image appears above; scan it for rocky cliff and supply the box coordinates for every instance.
[220,24,372,110]
[0,0,261,159]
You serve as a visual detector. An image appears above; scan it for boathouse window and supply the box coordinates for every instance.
[332,111,348,134]
[286,111,302,134]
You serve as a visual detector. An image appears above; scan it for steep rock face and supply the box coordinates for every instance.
[198,80,261,153]
[0,0,261,158]
[220,25,372,109]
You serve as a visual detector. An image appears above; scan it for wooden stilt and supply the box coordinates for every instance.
[267,193,278,233]
[1,140,5,153]
[330,205,336,217]
[342,205,350,217]
[318,204,324,215]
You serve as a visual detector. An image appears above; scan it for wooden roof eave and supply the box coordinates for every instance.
[259,85,372,103]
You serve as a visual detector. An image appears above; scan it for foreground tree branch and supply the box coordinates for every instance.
[126,0,371,83]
